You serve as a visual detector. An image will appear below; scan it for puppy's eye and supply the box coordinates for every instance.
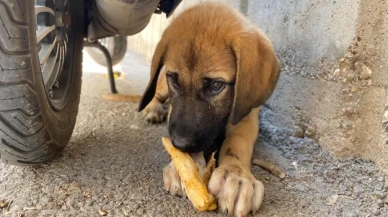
[167,73,179,87]
[210,81,225,92]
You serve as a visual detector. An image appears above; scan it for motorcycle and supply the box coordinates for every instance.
[0,0,182,165]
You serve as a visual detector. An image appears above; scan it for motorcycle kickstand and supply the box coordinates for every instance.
[83,41,118,94]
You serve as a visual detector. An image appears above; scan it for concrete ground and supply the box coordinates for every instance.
[0,51,387,217]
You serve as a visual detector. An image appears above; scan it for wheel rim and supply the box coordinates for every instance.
[35,0,74,110]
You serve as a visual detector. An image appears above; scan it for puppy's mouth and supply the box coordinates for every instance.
[173,143,205,153]
[171,139,217,164]
[189,152,206,168]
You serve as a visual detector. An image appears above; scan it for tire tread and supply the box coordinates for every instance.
[0,0,55,164]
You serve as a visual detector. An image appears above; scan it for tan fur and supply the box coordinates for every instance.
[139,3,280,217]
[141,69,168,122]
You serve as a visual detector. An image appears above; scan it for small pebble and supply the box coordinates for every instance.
[304,125,316,137]
[137,208,145,215]
[374,182,384,191]
[333,68,341,77]
[376,199,384,208]
[355,62,372,80]
[384,111,388,120]
[291,161,298,169]
[0,200,8,208]
[98,209,107,216]
[327,194,339,206]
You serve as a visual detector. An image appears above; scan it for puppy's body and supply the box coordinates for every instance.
[139,3,280,216]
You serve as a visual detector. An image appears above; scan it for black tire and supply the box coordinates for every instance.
[85,36,127,66]
[0,0,83,165]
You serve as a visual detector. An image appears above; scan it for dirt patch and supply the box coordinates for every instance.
[258,107,388,216]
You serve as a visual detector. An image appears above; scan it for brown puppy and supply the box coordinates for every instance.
[139,3,280,216]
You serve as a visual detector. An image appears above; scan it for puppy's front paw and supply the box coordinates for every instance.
[208,164,264,217]
[163,152,206,198]
[163,161,186,197]
[141,99,167,123]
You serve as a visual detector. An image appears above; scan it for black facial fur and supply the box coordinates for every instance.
[167,72,233,154]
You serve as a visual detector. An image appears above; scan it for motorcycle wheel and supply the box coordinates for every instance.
[85,36,127,66]
[0,0,83,165]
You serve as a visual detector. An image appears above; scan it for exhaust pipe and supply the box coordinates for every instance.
[88,0,160,41]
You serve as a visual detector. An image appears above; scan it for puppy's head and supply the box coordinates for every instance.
[139,3,280,153]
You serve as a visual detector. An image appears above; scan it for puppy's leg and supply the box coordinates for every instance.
[208,107,264,217]
[141,70,169,123]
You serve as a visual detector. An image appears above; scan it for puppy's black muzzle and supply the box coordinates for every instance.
[168,120,203,152]
[171,135,200,153]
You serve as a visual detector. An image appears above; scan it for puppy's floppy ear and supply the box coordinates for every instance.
[229,29,280,125]
[138,35,169,112]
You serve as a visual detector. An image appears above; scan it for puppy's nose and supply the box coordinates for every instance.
[172,136,195,152]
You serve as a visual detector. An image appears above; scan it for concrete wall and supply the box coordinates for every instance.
[127,0,388,174]
[127,0,240,60]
